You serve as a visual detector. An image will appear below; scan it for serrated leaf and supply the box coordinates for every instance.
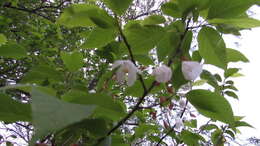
[211,129,224,146]
[198,27,227,69]
[61,51,84,72]
[161,2,182,18]
[102,0,133,15]
[57,4,115,28]
[187,89,234,125]
[82,28,116,49]
[234,121,253,128]
[207,0,256,19]
[62,90,125,121]
[134,54,153,65]
[21,64,63,84]
[0,93,31,122]
[200,124,218,131]
[142,15,166,25]
[30,88,96,144]
[172,62,188,90]
[0,42,27,59]
[124,22,165,55]
[209,18,260,29]
[156,31,180,62]
[180,130,205,146]
[226,48,249,63]
[225,91,238,99]
[224,68,239,78]
[192,79,207,86]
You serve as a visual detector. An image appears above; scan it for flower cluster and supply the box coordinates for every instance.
[112,60,203,86]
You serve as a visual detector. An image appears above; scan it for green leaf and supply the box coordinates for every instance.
[0,33,7,45]
[57,4,115,28]
[134,54,153,65]
[180,130,205,146]
[61,51,84,72]
[225,130,235,139]
[200,124,218,131]
[161,2,182,18]
[102,0,133,15]
[211,129,224,146]
[192,79,207,86]
[0,93,31,122]
[62,90,125,121]
[126,78,163,97]
[198,27,227,69]
[0,42,27,59]
[82,28,116,49]
[230,73,244,78]
[207,0,256,19]
[142,15,166,25]
[224,68,239,78]
[225,91,238,99]
[186,89,234,125]
[209,18,260,29]
[21,64,63,84]
[124,22,165,54]
[200,70,219,90]
[30,88,96,143]
[156,31,180,62]
[192,50,202,62]
[172,62,188,90]
[234,121,253,128]
[226,48,249,63]
[181,31,193,58]
[98,136,111,146]
[134,124,158,138]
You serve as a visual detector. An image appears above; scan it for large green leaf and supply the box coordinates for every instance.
[209,18,260,29]
[82,28,116,49]
[21,64,63,84]
[62,90,125,121]
[0,42,27,59]
[57,4,115,28]
[186,89,234,125]
[61,51,84,72]
[30,88,96,143]
[0,93,31,122]
[207,0,255,19]
[156,30,180,62]
[0,33,7,45]
[226,48,249,63]
[102,0,133,15]
[162,2,182,18]
[141,15,166,25]
[198,27,227,69]
[124,22,165,54]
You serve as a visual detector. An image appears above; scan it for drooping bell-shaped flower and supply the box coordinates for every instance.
[182,61,203,80]
[112,60,139,86]
[152,65,172,83]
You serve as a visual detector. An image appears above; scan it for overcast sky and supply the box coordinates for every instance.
[223,5,260,140]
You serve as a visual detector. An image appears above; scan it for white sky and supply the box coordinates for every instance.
[223,6,260,140]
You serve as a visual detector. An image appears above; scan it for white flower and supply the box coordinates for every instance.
[152,65,172,83]
[182,61,203,80]
[112,60,139,86]
[175,117,184,131]
[179,99,186,109]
